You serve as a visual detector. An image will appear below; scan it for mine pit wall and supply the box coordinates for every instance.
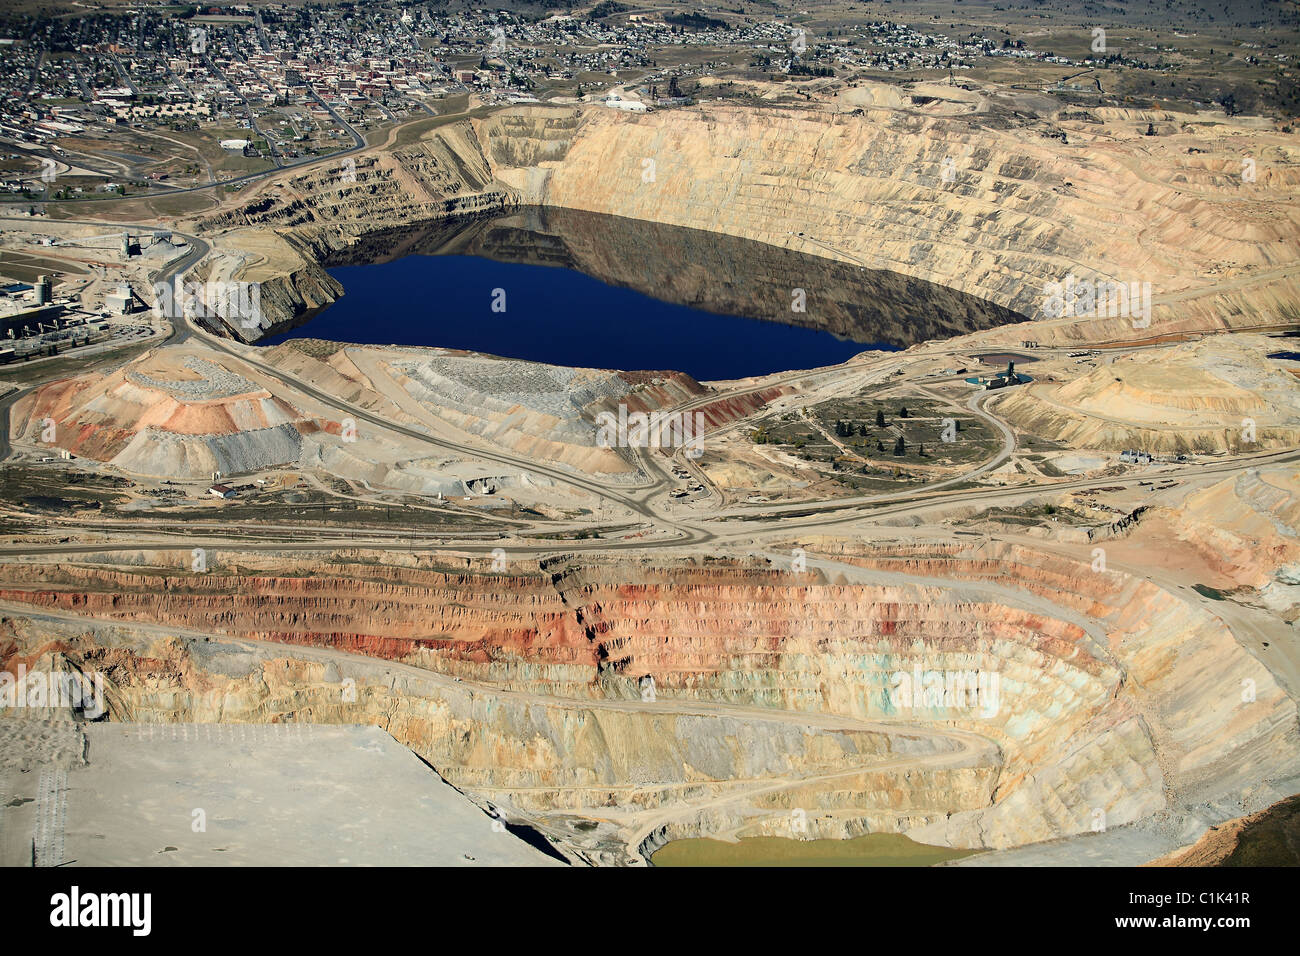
[199,104,1298,346]
[181,237,345,344]
[553,563,1169,847]
[0,612,995,865]
[2,544,1296,854]
[791,539,1300,838]
[481,106,1297,344]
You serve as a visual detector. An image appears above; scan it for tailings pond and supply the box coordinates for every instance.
[263,208,1025,381]
[651,832,980,867]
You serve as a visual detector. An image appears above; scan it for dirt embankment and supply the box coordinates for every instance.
[1146,794,1300,866]
[993,334,1300,453]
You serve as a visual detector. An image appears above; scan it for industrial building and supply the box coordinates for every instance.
[984,360,1032,390]
[104,283,139,314]
[0,302,64,338]
[1,274,52,305]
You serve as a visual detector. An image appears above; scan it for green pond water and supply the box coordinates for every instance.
[652,832,980,867]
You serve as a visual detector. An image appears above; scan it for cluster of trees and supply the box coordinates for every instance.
[838,407,934,458]
[587,1,628,19]
[752,405,940,459]
[665,12,729,30]
[858,436,920,458]
[647,78,689,102]
[833,407,910,437]
[787,63,835,78]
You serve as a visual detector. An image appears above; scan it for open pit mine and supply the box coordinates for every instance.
[2,23,1299,876]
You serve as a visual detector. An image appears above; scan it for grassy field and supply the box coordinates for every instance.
[753,396,1000,468]
[735,393,1003,497]
[387,96,504,148]
[0,251,87,283]
[45,189,221,222]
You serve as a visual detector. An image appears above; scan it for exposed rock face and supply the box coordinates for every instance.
[195,103,1299,346]
[491,105,1298,344]
[788,539,1299,842]
[250,253,345,342]
[186,230,345,342]
[1,540,1294,859]
[0,608,991,865]
[1156,467,1300,594]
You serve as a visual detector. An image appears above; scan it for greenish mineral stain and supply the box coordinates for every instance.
[652,832,980,867]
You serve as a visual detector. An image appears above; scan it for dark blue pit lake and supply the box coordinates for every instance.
[259,209,1026,380]
[264,255,875,381]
